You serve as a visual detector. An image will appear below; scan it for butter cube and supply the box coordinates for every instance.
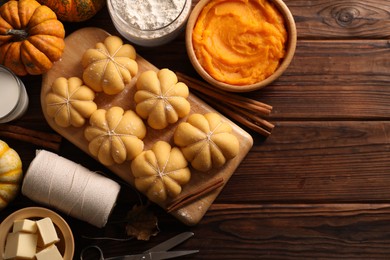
[12,219,37,233]
[36,217,60,247]
[35,244,63,260]
[4,232,37,259]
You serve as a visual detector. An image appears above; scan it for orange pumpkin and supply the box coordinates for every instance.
[0,0,65,76]
[37,0,105,22]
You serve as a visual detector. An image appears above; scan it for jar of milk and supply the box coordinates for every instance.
[0,65,29,123]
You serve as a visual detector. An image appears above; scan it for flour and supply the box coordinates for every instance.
[112,0,186,30]
[108,0,191,45]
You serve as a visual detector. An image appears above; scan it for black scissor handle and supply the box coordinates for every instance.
[80,245,105,260]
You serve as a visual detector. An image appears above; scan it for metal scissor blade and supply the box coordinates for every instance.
[149,250,199,260]
[116,250,199,260]
[145,232,195,253]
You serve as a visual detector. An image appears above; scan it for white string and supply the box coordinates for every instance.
[21,150,121,228]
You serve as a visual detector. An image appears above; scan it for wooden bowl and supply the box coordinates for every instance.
[186,0,297,92]
[0,207,74,260]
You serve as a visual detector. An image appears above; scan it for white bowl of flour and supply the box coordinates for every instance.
[107,0,192,47]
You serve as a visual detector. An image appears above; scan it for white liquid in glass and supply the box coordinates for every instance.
[0,70,20,118]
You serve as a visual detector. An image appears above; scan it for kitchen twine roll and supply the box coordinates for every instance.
[22,150,121,228]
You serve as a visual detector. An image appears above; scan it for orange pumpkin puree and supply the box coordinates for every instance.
[192,0,287,85]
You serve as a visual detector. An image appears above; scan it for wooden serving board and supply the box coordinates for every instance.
[40,27,253,226]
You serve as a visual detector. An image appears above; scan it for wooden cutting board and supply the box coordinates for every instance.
[40,27,253,226]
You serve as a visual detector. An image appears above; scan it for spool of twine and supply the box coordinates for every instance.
[22,150,121,228]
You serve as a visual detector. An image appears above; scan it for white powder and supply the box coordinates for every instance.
[112,0,186,30]
[108,0,191,45]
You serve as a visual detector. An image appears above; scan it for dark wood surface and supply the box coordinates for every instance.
[1,0,390,259]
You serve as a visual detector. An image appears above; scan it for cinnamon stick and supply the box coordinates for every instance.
[177,72,272,112]
[0,124,62,151]
[176,72,274,136]
[167,177,225,213]
[193,90,274,136]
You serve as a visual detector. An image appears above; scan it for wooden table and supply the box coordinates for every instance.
[1,0,390,258]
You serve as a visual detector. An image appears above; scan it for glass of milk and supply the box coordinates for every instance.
[0,65,29,123]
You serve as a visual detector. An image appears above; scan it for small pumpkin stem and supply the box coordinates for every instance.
[6,29,29,41]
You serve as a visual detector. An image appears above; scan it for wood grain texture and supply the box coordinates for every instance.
[40,27,253,226]
[220,121,390,203]
[42,201,390,259]
[192,203,390,259]
[238,39,390,120]
[285,0,390,39]
[276,40,390,86]
[1,0,390,259]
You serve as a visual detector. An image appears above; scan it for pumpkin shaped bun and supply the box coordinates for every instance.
[174,113,239,172]
[0,140,23,211]
[84,106,146,166]
[131,141,191,204]
[45,77,98,128]
[0,0,65,76]
[134,69,191,130]
[82,35,138,95]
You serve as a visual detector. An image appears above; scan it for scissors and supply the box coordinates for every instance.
[80,232,199,260]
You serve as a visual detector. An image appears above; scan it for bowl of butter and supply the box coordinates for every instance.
[0,207,74,260]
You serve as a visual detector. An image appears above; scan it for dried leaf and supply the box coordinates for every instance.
[126,204,159,241]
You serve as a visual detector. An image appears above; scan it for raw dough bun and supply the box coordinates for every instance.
[131,141,191,204]
[84,106,146,166]
[0,140,23,210]
[82,35,138,95]
[134,68,190,130]
[174,113,239,172]
[45,77,97,127]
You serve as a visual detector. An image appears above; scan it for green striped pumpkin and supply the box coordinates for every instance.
[0,140,23,210]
